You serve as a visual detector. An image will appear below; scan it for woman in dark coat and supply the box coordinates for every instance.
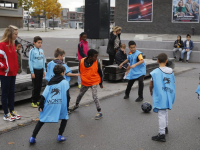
[107,26,122,65]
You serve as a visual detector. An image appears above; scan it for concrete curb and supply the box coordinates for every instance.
[0,67,193,135]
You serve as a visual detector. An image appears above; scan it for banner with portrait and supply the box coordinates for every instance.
[127,0,153,22]
[172,0,199,23]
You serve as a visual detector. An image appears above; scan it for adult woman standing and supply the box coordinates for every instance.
[107,26,122,65]
[0,25,21,121]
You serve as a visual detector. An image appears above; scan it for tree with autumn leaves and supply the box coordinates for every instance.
[32,0,62,31]
[18,0,33,31]
[18,0,62,31]
[46,0,62,30]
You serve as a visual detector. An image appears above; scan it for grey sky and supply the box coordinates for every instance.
[58,0,115,11]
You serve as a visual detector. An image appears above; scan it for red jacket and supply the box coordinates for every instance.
[0,42,19,76]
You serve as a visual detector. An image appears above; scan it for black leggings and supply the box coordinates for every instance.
[67,89,71,109]
[109,54,115,65]
[125,75,145,98]
[32,120,67,138]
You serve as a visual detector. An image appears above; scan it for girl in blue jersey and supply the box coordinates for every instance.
[119,41,146,102]
[29,65,69,144]
[149,53,175,142]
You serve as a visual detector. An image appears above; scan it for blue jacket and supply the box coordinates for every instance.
[29,47,45,74]
[184,40,194,50]
[45,60,72,82]
[126,50,146,80]
[196,85,200,95]
[150,68,175,113]
[39,79,69,122]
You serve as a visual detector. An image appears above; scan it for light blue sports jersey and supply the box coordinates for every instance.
[126,50,146,80]
[29,47,45,74]
[150,68,175,113]
[39,80,69,122]
[196,85,200,95]
[45,60,72,82]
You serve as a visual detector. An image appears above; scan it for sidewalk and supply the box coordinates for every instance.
[1,28,200,41]
[0,66,193,133]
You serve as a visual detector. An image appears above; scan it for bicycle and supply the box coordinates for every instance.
[17,37,34,58]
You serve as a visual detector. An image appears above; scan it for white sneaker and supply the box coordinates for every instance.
[3,113,15,122]
[11,111,21,120]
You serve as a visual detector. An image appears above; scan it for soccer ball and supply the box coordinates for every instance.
[141,102,152,113]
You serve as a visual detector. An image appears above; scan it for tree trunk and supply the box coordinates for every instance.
[28,11,30,31]
[45,16,47,32]
[53,15,54,30]
[44,11,47,32]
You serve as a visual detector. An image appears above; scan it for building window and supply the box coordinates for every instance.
[0,1,18,9]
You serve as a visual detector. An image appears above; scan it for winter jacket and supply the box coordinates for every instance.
[78,40,89,60]
[184,40,194,50]
[115,49,128,68]
[29,47,45,74]
[107,32,121,55]
[0,42,18,76]
[17,51,22,74]
[174,40,184,49]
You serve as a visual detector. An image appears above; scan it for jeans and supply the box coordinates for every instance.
[181,49,192,60]
[125,75,145,98]
[158,109,168,135]
[0,76,16,115]
[173,48,182,58]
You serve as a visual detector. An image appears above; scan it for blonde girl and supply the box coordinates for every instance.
[0,25,21,121]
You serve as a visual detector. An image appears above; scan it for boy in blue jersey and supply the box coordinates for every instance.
[29,36,46,108]
[29,65,69,143]
[119,41,146,102]
[149,53,175,142]
[45,48,79,113]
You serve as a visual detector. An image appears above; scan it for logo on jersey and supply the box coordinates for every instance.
[51,88,60,98]
[163,77,170,84]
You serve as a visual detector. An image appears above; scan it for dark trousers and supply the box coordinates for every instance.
[32,120,68,138]
[125,75,145,98]
[67,89,71,109]
[32,69,43,103]
[109,54,115,65]
[0,76,16,115]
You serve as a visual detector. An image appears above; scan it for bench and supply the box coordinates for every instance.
[103,58,175,81]
[100,40,200,63]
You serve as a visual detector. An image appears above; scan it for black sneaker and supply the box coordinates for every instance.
[95,113,103,120]
[165,127,168,134]
[174,56,176,59]
[124,95,129,99]
[186,60,189,63]
[179,58,182,62]
[152,134,166,142]
[135,97,143,102]
[71,105,79,111]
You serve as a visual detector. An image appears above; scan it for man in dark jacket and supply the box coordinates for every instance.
[107,26,122,65]
[173,35,184,59]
